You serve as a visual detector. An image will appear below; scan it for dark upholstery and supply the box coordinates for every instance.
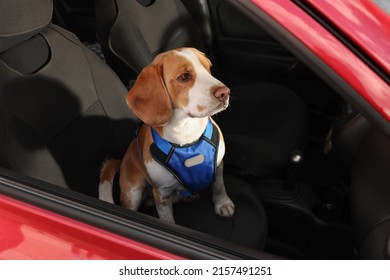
[324,103,371,161]
[351,129,390,259]
[0,25,137,195]
[139,174,268,249]
[95,0,204,81]
[0,0,268,248]
[95,0,308,178]
[220,84,307,176]
[174,175,267,249]
[0,0,52,53]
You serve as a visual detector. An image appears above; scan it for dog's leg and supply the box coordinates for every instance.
[152,185,177,223]
[120,185,146,211]
[119,168,147,212]
[212,162,235,217]
[146,161,178,223]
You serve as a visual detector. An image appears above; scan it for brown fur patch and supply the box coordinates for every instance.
[152,187,169,205]
[136,124,154,164]
[162,52,196,110]
[121,131,151,180]
[119,137,150,209]
[126,64,173,127]
[100,160,121,182]
[197,105,206,112]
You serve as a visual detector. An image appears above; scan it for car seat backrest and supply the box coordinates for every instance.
[95,0,205,81]
[351,128,390,259]
[0,0,138,196]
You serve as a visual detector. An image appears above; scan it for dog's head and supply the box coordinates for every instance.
[126,48,230,126]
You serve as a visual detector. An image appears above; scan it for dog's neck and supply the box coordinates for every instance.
[158,109,208,146]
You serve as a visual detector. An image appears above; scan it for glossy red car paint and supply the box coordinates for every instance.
[251,0,390,121]
[1,0,390,260]
[307,0,390,75]
[0,195,182,260]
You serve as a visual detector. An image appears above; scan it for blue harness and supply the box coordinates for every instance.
[149,118,219,196]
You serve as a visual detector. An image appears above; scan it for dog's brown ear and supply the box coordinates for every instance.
[126,64,172,126]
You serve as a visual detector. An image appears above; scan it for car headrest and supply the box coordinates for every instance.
[0,0,53,53]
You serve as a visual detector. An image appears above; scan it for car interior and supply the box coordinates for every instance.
[0,0,389,259]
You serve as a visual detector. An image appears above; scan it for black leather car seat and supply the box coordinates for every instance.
[351,128,390,259]
[0,1,135,194]
[0,0,267,249]
[95,0,308,178]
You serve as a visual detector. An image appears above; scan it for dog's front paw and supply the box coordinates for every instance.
[214,198,235,218]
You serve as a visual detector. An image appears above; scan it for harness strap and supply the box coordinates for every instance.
[151,118,215,155]
[135,122,144,161]
[150,118,219,195]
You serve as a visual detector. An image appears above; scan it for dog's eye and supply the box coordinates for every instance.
[177,72,191,82]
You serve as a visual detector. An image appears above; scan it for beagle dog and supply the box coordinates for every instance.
[98,47,234,223]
